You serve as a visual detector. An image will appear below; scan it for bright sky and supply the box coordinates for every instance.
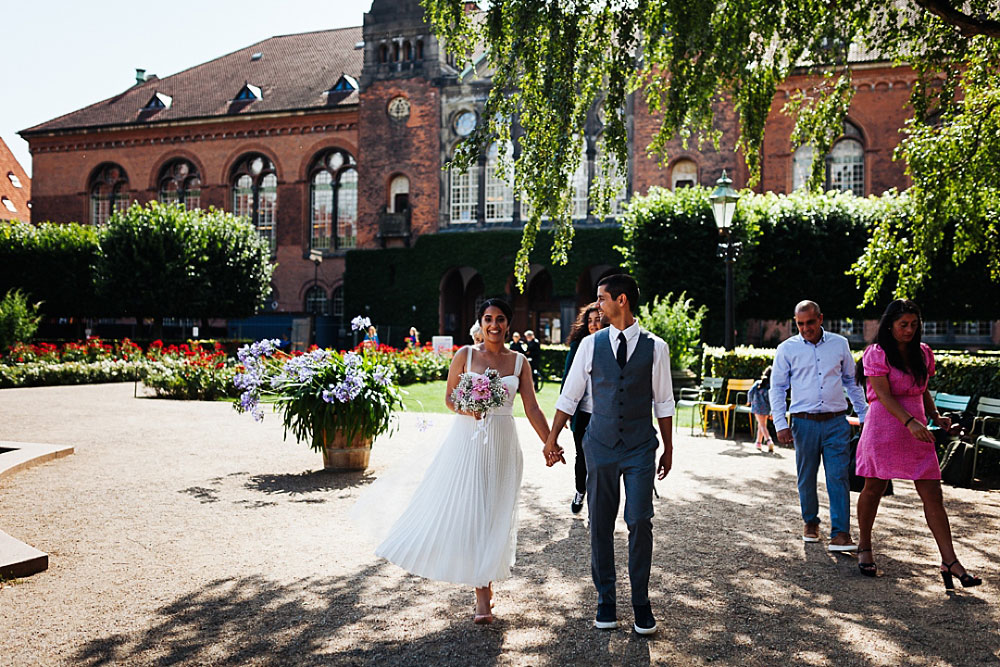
[4,0,374,177]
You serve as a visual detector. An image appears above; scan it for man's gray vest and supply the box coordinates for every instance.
[586,327,656,449]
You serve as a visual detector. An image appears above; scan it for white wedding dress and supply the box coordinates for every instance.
[373,347,525,588]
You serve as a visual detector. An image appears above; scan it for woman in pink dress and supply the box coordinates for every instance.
[854,300,981,590]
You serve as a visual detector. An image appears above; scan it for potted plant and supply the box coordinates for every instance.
[233,318,402,471]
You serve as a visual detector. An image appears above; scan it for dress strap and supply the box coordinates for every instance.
[514,351,523,377]
[465,345,472,373]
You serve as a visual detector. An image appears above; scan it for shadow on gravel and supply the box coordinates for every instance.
[78,457,998,666]
[246,469,378,497]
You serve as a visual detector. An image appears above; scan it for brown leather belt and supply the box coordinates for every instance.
[791,409,849,422]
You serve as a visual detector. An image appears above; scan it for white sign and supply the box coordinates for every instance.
[432,335,454,357]
[192,326,199,338]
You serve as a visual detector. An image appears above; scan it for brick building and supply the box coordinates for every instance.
[0,136,31,222]
[20,0,924,346]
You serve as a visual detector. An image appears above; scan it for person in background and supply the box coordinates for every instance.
[405,327,421,349]
[748,366,774,453]
[510,331,526,354]
[469,322,485,344]
[364,325,380,348]
[854,299,982,590]
[769,300,867,552]
[523,330,542,391]
[562,302,606,513]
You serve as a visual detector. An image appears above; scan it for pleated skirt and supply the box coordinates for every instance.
[375,413,523,588]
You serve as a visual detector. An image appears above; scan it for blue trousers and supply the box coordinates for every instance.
[583,435,657,607]
[790,416,852,538]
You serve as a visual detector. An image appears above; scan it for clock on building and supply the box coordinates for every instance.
[387,96,411,121]
[454,110,476,136]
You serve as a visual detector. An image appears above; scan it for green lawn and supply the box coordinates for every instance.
[400,380,698,429]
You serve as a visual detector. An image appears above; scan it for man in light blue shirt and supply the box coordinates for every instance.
[769,300,868,552]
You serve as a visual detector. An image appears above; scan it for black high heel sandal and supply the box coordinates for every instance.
[941,559,982,590]
[857,548,876,577]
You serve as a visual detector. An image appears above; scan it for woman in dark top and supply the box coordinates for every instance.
[561,302,605,514]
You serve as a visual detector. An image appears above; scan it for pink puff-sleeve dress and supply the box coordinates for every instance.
[855,343,940,480]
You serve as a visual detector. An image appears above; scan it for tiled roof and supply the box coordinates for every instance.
[21,26,363,136]
[0,136,31,222]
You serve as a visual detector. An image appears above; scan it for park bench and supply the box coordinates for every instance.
[968,396,1000,438]
[972,436,1000,483]
[675,377,723,435]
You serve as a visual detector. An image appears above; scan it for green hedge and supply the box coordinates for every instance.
[344,228,623,346]
[0,360,145,388]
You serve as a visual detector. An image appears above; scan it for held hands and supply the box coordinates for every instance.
[542,435,565,467]
[776,428,794,445]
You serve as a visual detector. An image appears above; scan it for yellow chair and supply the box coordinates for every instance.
[702,379,756,438]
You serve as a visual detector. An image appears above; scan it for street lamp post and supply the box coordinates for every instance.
[709,170,741,350]
[309,248,323,346]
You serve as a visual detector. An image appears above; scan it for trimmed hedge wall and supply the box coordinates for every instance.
[343,227,623,348]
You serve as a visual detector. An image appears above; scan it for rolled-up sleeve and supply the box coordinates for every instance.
[769,346,792,431]
[652,337,675,418]
[555,335,593,416]
[841,342,868,422]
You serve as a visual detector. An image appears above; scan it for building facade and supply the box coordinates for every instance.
[21,0,927,346]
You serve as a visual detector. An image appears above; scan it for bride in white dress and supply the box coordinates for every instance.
[373,298,551,624]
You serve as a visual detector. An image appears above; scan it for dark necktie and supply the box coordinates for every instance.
[616,332,628,368]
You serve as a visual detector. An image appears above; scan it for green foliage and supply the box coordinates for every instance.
[638,292,708,372]
[931,355,1000,402]
[0,359,144,388]
[344,227,623,344]
[142,358,239,400]
[423,1,1000,299]
[701,346,777,382]
[382,346,452,386]
[97,202,273,323]
[0,220,101,317]
[0,289,42,352]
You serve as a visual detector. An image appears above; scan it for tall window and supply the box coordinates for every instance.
[571,139,589,220]
[231,155,277,250]
[331,285,344,323]
[485,141,514,223]
[792,145,815,191]
[828,138,864,195]
[450,165,478,224]
[305,285,329,315]
[595,137,628,217]
[310,149,357,251]
[90,163,130,225]
[158,159,201,210]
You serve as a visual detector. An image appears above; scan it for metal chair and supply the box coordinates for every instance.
[675,377,724,435]
[703,379,755,438]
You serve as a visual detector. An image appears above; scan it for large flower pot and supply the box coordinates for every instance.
[315,429,374,471]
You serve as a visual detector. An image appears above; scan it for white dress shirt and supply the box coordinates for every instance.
[556,320,676,419]
[768,329,868,432]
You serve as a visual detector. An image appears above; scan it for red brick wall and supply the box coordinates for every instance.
[356,79,441,247]
[26,110,358,313]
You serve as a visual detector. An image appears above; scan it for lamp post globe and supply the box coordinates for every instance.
[709,170,741,350]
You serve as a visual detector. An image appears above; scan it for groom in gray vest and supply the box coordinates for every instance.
[545,274,675,635]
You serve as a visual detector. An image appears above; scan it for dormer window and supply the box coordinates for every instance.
[330,75,358,93]
[143,91,172,110]
[235,83,262,101]
[7,172,21,188]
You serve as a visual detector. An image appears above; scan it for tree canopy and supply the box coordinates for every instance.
[423,0,1000,301]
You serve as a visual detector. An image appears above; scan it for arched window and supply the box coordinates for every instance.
[485,141,514,223]
[670,159,698,190]
[415,40,424,60]
[379,44,388,63]
[231,154,277,250]
[90,163,130,226]
[595,137,628,217]
[792,121,865,194]
[310,148,357,250]
[571,139,589,220]
[828,138,864,195]
[158,159,201,210]
[450,164,479,224]
[389,175,410,213]
[304,285,329,316]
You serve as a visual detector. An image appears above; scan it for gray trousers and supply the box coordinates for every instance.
[584,435,658,607]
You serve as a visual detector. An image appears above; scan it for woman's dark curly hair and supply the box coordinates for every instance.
[567,302,602,346]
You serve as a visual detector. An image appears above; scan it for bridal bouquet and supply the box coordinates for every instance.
[451,369,510,417]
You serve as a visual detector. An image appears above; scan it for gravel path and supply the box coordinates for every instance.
[1,383,997,666]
